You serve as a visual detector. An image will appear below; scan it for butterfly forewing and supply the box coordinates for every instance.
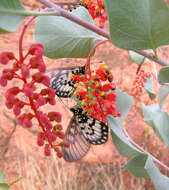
[45,66,85,98]
[62,118,91,162]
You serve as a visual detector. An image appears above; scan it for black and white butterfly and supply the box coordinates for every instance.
[45,66,85,98]
[62,107,108,162]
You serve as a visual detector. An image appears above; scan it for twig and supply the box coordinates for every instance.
[37,0,169,67]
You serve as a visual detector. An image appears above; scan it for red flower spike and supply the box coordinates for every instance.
[131,69,152,96]
[1,36,64,159]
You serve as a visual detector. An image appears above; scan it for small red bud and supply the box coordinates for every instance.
[13,105,21,116]
[44,145,51,156]
[0,52,14,65]
[23,84,33,97]
[0,77,7,86]
[48,112,62,122]
[57,151,63,158]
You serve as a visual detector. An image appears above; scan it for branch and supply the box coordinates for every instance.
[37,0,109,39]
[37,0,169,67]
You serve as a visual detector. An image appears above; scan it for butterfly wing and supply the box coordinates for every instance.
[45,67,85,98]
[71,107,109,145]
[62,117,91,162]
[78,116,108,145]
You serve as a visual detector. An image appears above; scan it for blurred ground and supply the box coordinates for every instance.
[0,1,169,190]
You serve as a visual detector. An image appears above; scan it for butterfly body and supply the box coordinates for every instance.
[62,107,108,162]
[46,66,85,97]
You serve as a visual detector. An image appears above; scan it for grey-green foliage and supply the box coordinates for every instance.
[34,7,104,59]
[104,0,169,50]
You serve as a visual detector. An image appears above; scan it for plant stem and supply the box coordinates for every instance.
[130,138,169,172]
[9,177,23,187]
[85,39,108,77]
[19,16,36,62]
[37,0,169,67]
[122,127,169,172]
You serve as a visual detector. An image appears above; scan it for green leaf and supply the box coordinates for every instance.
[104,0,169,50]
[107,115,142,157]
[124,154,169,190]
[0,171,5,183]
[158,85,169,108]
[0,183,9,190]
[141,103,169,147]
[0,0,57,33]
[129,51,145,65]
[115,88,132,122]
[144,76,156,100]
[158,67,169,84]
[145,157,169,190]
[123,154,149,177]
[34,7,103,59]
[0,0,26,33]
[108,115,169,189]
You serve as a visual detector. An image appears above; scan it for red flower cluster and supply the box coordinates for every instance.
[131,69,151,96]
[0,44,69,158]
[72,64,121,123]
[81,0,107,28]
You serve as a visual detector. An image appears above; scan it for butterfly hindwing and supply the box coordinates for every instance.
[70,107,109,145]
[45,66,85,98]
[62,118,91,162]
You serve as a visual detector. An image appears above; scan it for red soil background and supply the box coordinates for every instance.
[0,1,169,189]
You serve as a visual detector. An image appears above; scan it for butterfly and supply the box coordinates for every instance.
[62,107,108,162]
[45,66,85,98]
